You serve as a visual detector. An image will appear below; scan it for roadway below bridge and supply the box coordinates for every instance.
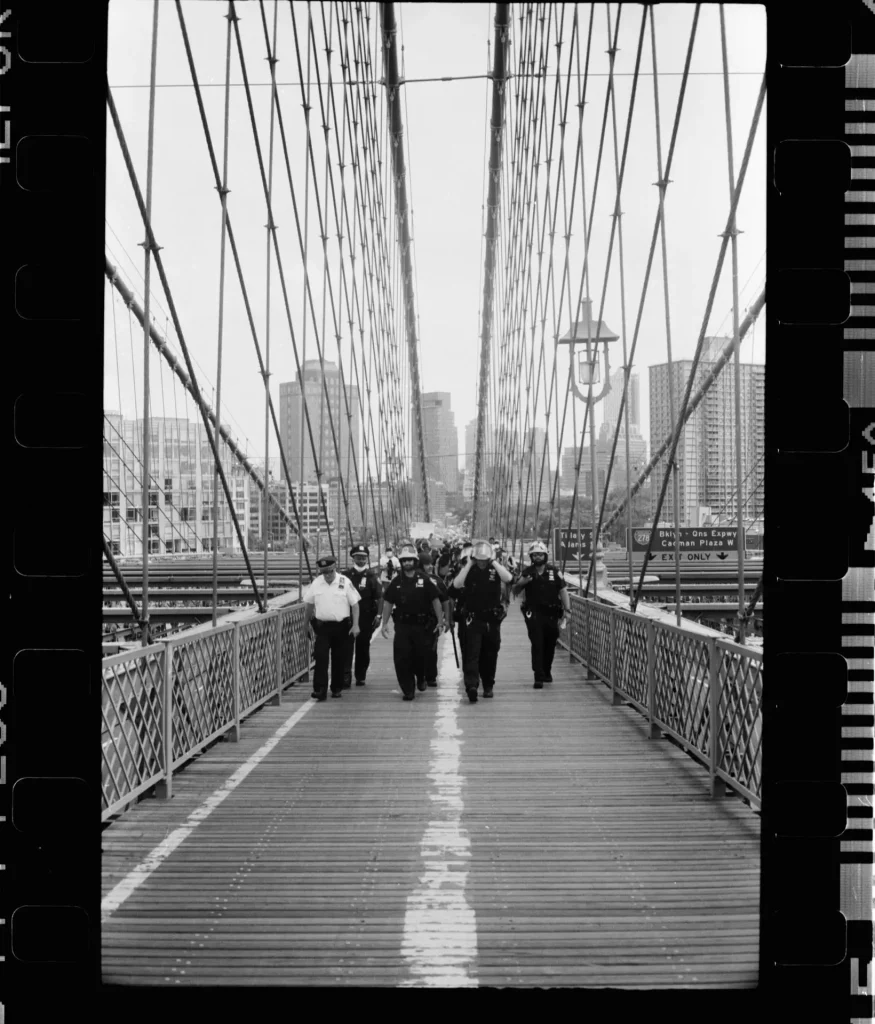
[102,614,759,988]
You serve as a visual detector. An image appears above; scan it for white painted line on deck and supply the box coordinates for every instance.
[399,635,478,987]
[101,697,316,922]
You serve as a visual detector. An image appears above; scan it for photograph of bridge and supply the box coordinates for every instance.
[102,1,765,989]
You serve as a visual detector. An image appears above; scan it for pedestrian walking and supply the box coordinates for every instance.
[512,540,572,689]
[419,554,452,688]
[380,545,445,701]
[342,544,383,688]
[452,539,513,703]
[302,555,361,700]
[379,545,401,588]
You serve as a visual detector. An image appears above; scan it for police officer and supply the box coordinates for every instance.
[446,543,470,659]
[452,539,513,703]
[302,555,361,700]
[342,544,383,688]
[512,540,572,689]
[381,544,445,701]
[419,552,452,688]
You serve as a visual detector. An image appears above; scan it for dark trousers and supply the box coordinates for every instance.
[423,631,439,683]
[312,619,351,694]
[524,609,560,680]
[344,619,375,683]
[462,618,502,691]
[393,621,433,696]
[456,615,468,660]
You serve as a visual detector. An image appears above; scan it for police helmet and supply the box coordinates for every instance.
[529,540,548,557]
[398,544,418,562]
[472,540,493,561]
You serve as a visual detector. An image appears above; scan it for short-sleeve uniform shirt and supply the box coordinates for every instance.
[383,570,441,616]
[303,573,361,621]
[523,564,567,610]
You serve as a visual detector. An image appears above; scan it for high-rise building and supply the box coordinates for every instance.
[649,337,764,526]
[465,418,478,476]
[279,360,360,488]
[562,433,648,497]
[602,368,640,435]
[103,413,252,557]
[415,392,459,495]
[522,426,549,503]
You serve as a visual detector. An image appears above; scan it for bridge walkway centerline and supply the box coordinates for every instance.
[101,613,759,988]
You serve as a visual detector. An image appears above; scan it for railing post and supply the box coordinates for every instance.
[709,638,723,799]
[155,641,173,801]
[229,623,241,742]
[271,610,282,706]
[646,619,660,739]
[610,609,621,705]
[569,598,579,664]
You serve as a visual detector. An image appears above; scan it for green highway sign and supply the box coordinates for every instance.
[552,527,593,561]
[628,526,742,554]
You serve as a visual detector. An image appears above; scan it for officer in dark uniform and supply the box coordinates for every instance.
[452,540,513,703]
[342,543,383,688]
[381,545,445,701]
[512,540,572,689]
[446,544,469,660]
[419,553,452,688]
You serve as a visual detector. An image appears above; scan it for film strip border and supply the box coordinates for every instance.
[845,47,875,1018]
[845,353,875,1018]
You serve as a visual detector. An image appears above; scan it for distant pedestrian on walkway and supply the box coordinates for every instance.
[452,539,513,703]
[512,540,571,689]
[381,545,445,701]
[302,555,361,700]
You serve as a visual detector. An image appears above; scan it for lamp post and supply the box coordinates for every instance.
[558,299,620,598]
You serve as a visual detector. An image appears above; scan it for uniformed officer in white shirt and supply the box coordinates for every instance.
[302,555,361,700]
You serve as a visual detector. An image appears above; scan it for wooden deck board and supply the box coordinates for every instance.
[102,613,759,987]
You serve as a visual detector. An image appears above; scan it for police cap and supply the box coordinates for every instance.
[349,544,369,557]
[316,556,336,568]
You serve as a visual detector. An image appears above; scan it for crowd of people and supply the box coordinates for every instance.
[301,534,571,703]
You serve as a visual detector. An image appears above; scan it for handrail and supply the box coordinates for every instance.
[101,600,314,821]
[560,592,762,808]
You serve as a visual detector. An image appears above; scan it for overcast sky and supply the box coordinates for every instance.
[105,2,766,474]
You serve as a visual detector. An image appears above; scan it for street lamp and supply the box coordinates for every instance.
[557,298,620,597]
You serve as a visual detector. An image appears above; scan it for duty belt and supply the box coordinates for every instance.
[394,612,431,626]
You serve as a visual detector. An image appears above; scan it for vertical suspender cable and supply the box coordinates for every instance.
[649,4,683,625]
[263,0,279,595]
[139,0,160,646]
[719,4,747,641]
[379,2,430,524]
[212,5,234,628]
[473,2,511,539]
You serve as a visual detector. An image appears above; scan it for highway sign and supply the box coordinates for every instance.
[552,527,593,561]
[649,551,736,563]
[628,526,742,554]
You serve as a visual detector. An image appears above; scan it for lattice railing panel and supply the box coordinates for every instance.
[716,641,763,800]
[170,628,235,760]
[567,596,588,664]
[588,602,613,680]
[239,615,278,713]
[281,603,311,686]
[653,627,712,755]
[613,613,649,706]
[101,645,166,815]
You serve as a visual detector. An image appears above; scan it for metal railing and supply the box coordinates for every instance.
[561,594,762,809]
[101,602,312,821]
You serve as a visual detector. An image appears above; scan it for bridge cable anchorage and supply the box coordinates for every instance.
[379,3,429,523]
[105,95,267,614]
[472,3,511,537]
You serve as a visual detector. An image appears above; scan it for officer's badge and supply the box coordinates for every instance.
[415,578,424,587]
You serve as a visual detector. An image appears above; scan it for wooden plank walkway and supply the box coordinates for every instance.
[102,613,760,988]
